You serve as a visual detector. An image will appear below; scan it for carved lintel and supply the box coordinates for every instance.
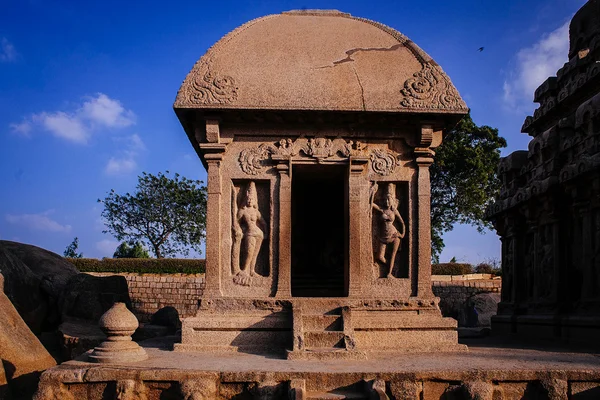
[205,119,220,143]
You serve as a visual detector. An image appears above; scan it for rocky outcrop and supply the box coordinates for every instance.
[0,272,56,399]
[60,273,130,322]
[0,241,78,334]
[0,241,131,336]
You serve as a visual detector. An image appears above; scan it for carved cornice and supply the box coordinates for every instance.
[239,138,367,175]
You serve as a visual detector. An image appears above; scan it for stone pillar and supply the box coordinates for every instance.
[348,156,369,298]
[200,143,226,298]
[275,157,292,298]
[414,129,435,298]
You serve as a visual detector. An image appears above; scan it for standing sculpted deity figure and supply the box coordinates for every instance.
[232,181,267,286]
[371,183,406,278]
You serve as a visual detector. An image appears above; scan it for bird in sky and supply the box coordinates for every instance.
[477,47,485,52]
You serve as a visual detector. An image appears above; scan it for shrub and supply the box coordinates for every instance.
[67,258,205,274]
[474,263,494,274]
[431,263,473,275]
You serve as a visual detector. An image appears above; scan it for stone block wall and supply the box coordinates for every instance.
[88,272,499,325]
[88,273,205,322]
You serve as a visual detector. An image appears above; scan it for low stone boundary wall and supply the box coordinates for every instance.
[432,277,502,325]
[88,273,205,322]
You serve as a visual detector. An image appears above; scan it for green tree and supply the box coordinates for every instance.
[64,237,83,258]
[430,112,507,263]
[113,241,150,258]
[99,171,207,258]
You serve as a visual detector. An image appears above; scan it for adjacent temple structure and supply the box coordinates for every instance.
[173,10,468,357]
[487,0,600,344]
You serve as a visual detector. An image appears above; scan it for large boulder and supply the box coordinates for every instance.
[0,272,56,399]
[60,273,131,322]
[0,241,78,334]
[460,293,501,328]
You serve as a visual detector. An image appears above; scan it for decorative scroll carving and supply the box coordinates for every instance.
[238,138,367,174]
[177,59,238,106]
[239,147,270,175]
[399,63,466,110]
[370,149,399,176]
[371,183,406,278]
[232,181,267,286]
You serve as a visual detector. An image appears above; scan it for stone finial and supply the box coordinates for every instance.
[88,302,147,363]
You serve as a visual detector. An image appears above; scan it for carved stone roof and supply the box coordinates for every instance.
[174,10,468,114]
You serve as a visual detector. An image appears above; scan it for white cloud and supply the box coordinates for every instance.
[95,239,119,256]
[105,156,137,175]
[34,111,89,143]
[81,93,136,128]
[9,120,32,137]
[128,133,146,151]
[5,211,72,233]
[503,20,570,110]
[9,93,136,144]
[0,38,17,62]
[104,133,145,176]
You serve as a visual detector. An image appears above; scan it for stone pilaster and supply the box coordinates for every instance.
[274,156,292,298]
[199,143,226,298]
[348,156,369,298]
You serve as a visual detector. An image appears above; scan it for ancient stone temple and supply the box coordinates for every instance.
[173,9,468,357]
[487,0,600,344]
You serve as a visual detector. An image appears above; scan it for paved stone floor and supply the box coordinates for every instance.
[52,337,600,379]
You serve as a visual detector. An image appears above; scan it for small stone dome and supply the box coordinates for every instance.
[174,10,468,114]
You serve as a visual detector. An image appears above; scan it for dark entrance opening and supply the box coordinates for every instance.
[291,164,347,297]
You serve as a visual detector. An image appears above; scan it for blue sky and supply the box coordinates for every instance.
[0,0,586,261]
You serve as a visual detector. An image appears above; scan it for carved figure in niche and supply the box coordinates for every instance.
[371,182,406,278]
[537,227,554,299]
[232,181,266,286]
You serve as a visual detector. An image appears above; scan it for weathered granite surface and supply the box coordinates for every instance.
[174,9,468,358]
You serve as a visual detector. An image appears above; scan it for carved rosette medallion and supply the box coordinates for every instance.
[370,149,399,176]
[399,63,466,110]
[238,138,367,174]
[176,59,239,106]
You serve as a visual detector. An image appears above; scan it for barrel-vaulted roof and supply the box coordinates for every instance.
[174,10,468,114]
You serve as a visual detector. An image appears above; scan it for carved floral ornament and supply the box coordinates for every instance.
[239,138,399,176]
[399,63,467,111]
[175,58,239,106]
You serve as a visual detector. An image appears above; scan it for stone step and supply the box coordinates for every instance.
[302,314,342,331]
[306,390,367,399]
[304,331,345,348]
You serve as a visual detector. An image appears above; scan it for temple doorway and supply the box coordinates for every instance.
[291,164,347,297]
